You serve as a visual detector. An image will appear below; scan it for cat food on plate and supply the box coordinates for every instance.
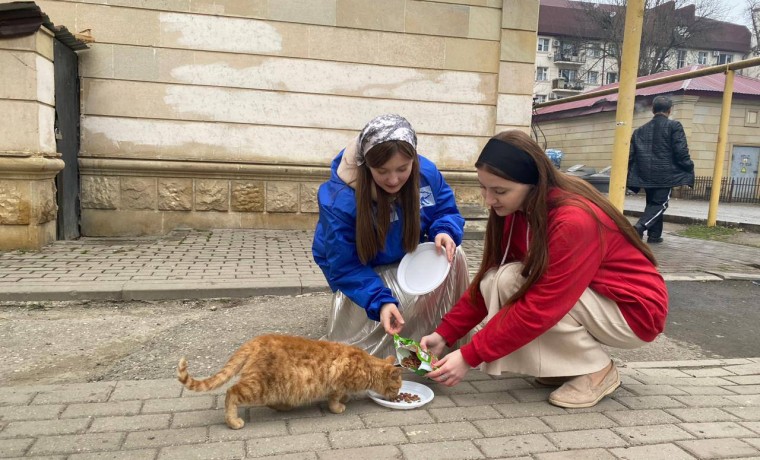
[390,392,421,403]
[368,380,434,410]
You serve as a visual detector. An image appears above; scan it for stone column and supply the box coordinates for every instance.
[0,28,65,250]
[495,0,540,134]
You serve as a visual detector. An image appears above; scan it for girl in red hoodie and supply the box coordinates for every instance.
[421,130,668,408]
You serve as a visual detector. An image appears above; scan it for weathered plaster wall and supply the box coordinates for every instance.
[34,0,539,236]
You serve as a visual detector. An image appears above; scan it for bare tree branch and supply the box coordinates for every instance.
[746,0,760,55]
[576,0,726,76]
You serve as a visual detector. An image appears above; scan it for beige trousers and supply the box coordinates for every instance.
[478,262,647,377]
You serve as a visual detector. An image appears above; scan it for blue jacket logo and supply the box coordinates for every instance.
[420,186,435,208]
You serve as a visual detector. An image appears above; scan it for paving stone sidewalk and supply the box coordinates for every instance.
[1,228,759,302]
[0,358,758,459]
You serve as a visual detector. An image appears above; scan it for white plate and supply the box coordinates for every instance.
[397,242,451,295]
[368,380,434,410]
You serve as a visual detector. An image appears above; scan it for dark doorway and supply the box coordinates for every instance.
[54,38,80,240]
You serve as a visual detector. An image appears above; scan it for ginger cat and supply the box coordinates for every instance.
[177,334,402,429]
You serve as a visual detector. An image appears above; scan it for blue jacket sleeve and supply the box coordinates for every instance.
[423,164,465,246]
[317,201,397,321]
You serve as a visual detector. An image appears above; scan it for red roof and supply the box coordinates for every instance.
[538,0,611,41]
[533,66,760,121]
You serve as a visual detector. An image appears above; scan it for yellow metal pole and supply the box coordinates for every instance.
[608,0,645,211]
[707,69,735,227]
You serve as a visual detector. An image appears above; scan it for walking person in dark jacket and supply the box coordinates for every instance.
[628,96,695,243]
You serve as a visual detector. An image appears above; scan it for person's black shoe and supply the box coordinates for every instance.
[647,236,663,244]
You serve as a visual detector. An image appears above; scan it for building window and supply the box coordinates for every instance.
[561,42,578,57]
[746,110,759,127]
[588,44,603,58]
[606,72,618,84]
[534,94,547,103]
[559,69,577,81]
[676,50,687,68]
[536,67,548,81]
[717,53,733,65]
[537,38,550,52]
[587,71,599,84]
[697,51,708,65]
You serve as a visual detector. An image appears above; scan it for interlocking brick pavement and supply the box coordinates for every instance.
[0,359,757,458]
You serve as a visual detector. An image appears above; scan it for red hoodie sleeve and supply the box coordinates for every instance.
[458,207,605,367]
[435,289,488,346]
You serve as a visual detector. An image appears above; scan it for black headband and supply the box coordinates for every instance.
[476,138,539,185]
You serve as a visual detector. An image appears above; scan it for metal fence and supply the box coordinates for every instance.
[673,176,760,204]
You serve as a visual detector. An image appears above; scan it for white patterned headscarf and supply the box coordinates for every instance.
[356,114,417,166]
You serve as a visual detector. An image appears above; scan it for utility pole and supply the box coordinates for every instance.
[707,69,735,227]
[608,0,645,210]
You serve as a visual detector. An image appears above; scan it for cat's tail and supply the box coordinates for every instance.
[177,354,245,392]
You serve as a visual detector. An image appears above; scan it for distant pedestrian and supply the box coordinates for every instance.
[627,95,695,243]
[312,114,468,358]
[420,130,668,409]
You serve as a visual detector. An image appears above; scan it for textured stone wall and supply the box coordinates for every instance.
[0,28,63,250]
[32,0,537,236]
[80,174,318,217]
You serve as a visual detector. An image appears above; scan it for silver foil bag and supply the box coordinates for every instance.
[324,247,470,359]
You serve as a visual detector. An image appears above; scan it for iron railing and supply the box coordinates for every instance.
[551,78,585,91]
[552,52,586,64]
[673,176,760,204]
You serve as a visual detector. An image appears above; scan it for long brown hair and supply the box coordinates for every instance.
[355,140,421,264]
[469,130,657,304]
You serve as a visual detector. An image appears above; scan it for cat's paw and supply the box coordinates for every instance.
[328,401,346,414]
[226,417,245,430]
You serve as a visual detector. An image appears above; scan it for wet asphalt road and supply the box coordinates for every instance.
[665,280,760,358]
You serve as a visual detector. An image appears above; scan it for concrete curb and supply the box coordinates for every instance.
[624,209,760,233]
[3,271,755,302]
[0,279,331,302]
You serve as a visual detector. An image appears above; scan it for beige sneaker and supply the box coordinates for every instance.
[548,363,620,408]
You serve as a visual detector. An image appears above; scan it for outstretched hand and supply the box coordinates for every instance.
[419,332,447,359]
[434,233,456,262]
[380,303,404,335]
[425,349,470,387]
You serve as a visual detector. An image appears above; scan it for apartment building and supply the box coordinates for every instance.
[533,0,752,103]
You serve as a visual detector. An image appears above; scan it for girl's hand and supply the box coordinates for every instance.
[425,350,469,387]
[434,233,456,262]
[380,303,404,335]
[419,332,447,359]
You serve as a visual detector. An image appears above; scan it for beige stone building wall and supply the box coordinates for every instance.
[30,0,539,237]
[533,95,760,178]
[0,28,64,250]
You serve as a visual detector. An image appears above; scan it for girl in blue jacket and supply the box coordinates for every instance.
[312,114,468,358]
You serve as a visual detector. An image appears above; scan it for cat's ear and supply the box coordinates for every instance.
[390,367,402,379]
[384,356,396,364]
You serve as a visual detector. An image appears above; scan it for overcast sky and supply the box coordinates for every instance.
[593,1,752,27]
[722,0,750,25]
